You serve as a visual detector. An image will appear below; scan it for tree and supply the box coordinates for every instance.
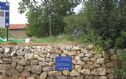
[80,0,126,48]
[18,0,79,37]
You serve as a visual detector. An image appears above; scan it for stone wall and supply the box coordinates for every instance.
[0,45,117,79]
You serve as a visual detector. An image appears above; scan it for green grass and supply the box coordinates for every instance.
[32,36,77,44]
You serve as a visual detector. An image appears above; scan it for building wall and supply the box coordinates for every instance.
[9,29,28,39]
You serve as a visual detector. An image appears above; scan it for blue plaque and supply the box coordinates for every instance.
[0,2,10,28]
[55,56,72,71]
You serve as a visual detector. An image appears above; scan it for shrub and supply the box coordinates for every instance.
[0,28,6,38]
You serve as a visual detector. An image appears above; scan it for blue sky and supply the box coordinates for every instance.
[0,0,82,24]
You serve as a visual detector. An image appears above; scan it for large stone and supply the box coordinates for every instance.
[92,67,106,75]
[31,65,42,74]
[81,69,91,75]
[99,76,107,79]
[3,58,11,64]
[85,53,93,58]
[96,58,105,64]
[106,62,114,67]
[27,77,35,79]
[31,60,39,65]
[25,53,34,60]
[56,76,67,79]
[18,76,26,79]
[43,67,52,72]
[83,57,89,62]
[76,76,84,79]
[111,55,117,61]
[75,56,80,60]
[85,76,94,79]
[48,71,57,76]
[108,74,114,79]
[16,65,24,72]
[19,59,27,66]
[12,62,17,68]
[63,70,70,76]
[75,65,82,72]
[90,58,96,62]
[70,70,80,76]
[17,51,25,56]
[0,48,3,53]
[39,72,47,79]
[77,60,85,65]
[4,47,11,54]
[21,71,30,77]
[39,62,48,66]
[0,59,3,64]
[68,51,77,56]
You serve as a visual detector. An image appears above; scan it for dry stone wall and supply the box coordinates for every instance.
[0,45,117,79]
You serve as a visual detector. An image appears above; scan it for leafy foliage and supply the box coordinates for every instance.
[19,0,79,37]
[0,28,6,38]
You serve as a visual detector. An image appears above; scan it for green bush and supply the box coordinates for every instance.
[0,28,6,38]
[113,50,126,79]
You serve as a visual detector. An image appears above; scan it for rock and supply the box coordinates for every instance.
[55,71,62,76]
[108,74,114,79]
[16,65,24,72]
[18,76,26,79]
[39,72,47,79]
[96,58,105,64]
[46,58,52,62]
[63,70,70,76]
[49,62,54,66]
[77,60,85,65]
[43,67,52,72]
[31,65,42,74]
[94,54,102,58]
[24,66,31,72]
[0,48,3,53]
[4,47,11,54]
[0,59,3,64]
[85,76,94,79]
[19,59,27,66]
[93,63,101,68]
[21,71,30,77]
[86,44,94,50]
[12,62,17,68]
[0,53,3,58]
[107,68,112,74]
[79,53,84,57]
[11,51,17,56]
[31,60,39,65]
[83,57,89,62]
[27,77,35,79]
[76,76,84,79]
[85,53,93,58]
[75,65,82,72]
[99,76,107,79]
[56,76,67,79]
[3,58,11,64]
[111,55,117,61]
[72,60,77,64]
[90,58,96,62]
[106,62,114,67]
[92,67,106,75]
[39,62,48,66]
[48,71,57,76]
[81,69,91,75]
[75,56,80,60]
[68,51,77,56]
[17,51,25,56]
[70,70,80,76]
[25,53,33,60]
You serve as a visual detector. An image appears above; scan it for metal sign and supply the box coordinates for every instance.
[0,2,9,28]
[55,56,72,71]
